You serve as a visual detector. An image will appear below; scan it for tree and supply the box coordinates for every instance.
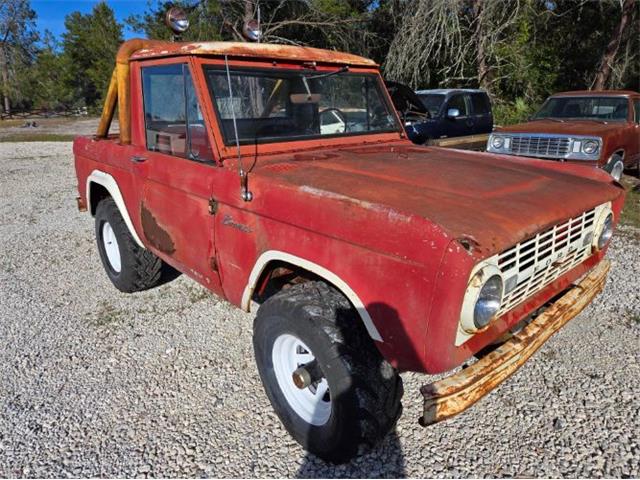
[16,31,74,110]
[126,0,372,55]
[592,0,637,90]
[0,0,38,113]
[62,1,123,109]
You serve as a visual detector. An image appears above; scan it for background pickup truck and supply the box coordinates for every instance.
[386,82,493,144]
[488,90,640,181]
[74,38,624,463]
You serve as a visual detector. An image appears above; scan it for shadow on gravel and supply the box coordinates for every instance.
[296,430,406,478]
[157,263,182,286]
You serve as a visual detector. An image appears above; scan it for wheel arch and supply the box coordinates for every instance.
[86,170,145,248]
[242,251,383,342]
[612,149,625,160]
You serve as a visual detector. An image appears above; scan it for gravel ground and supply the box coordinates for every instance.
[0,142,639,478]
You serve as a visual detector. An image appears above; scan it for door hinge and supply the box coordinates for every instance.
[208,198,218,215]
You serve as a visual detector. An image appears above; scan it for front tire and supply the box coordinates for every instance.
[253,282,403,463]
[605,154,625,181]
[95,197,163,293]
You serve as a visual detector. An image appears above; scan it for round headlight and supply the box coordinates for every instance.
[491,135,505,149]
[473,275,503,329]
[582,140,599,155]
[597,213,613,250]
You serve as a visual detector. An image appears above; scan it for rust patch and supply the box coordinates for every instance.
[141,204,176,255]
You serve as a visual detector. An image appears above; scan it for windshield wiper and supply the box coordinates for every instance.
[573,118,609,124]
[531,117,565,122]
[303,66,349,80]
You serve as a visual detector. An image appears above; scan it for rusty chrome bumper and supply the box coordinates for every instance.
[419,259,610,427]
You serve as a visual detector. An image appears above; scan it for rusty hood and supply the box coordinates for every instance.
[257,144,622,257]
[496,119,626,137]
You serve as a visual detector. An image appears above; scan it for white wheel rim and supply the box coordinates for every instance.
[611,161,624,181]
[272,334,331,426]
[102,221,121,273]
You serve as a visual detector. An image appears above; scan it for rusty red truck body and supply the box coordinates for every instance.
[73,39,624,462]
[488,90,640,181]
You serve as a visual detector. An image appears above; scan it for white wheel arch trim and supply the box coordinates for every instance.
[242,250,383,342]
[86,170,145,248]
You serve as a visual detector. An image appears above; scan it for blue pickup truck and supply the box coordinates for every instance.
[386,83,494,144]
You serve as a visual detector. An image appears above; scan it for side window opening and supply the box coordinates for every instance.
[447,94,468,116]
[634,99,640,124]
[471,93,490,115]
[141,64,214,162]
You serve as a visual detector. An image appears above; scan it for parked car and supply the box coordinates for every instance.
[74,38,624,463]
[488,90,640,181]
[386,83,493,144]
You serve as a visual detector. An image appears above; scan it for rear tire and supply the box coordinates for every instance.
[253,281,403,463]
[95,197,163,293]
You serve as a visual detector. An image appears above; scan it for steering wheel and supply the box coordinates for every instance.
[319,107,349,133]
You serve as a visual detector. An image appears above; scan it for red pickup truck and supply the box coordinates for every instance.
[488,90,640,181]
[74,39,624,462]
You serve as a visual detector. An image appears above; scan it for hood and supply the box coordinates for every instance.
[497,119,625,137]
[385,80,428,116]
[256,144,622,257]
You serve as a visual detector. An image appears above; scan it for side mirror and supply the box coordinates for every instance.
[447,108,461,119]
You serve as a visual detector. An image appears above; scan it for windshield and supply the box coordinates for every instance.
[204,67,399,145]
[417,94,445,117]
[534,96,629,122]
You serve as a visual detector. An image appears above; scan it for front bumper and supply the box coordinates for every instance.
[419,259,610,426]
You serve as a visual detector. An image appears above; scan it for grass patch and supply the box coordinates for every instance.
[620,175,640,229]
[0,119,27,127]
[0,133,76,142]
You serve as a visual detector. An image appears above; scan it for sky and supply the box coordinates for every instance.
[32,0,153,40]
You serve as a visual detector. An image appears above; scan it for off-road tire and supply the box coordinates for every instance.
[95,197,163,293]
[253,281,403,463]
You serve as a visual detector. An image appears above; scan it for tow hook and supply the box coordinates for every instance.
[292,360,322,389]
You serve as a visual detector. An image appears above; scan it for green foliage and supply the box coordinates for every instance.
[5,0,639,121]
[0,0,39,111]
[492,98,539,126]
[62,2,123,108]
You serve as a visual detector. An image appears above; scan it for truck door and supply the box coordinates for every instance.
[469,92,493,135]
[130,62,223,294]
[444,93,474,137]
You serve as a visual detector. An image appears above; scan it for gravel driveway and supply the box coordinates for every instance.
[1,142,638,478]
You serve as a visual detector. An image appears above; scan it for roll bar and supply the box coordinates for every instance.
[96,39,173,144]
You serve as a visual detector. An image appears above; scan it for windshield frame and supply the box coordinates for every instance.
[198,59,403,156]
[534,95,631,122]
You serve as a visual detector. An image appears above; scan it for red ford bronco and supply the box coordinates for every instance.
[74,38,624,462]
[488,90,640,181]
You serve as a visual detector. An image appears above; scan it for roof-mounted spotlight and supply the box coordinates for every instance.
[242,19,262,42]
[165,7,190,37]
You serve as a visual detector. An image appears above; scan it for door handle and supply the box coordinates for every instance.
[131,155,147,163]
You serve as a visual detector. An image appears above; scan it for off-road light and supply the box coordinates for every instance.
[473,275,503,329]
[243,19,262,42]
[491,135,505,149]
[582,140,599,155]
[165,7,189,34]
[597,213,613,250]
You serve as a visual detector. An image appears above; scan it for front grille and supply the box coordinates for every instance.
[510,135,571,158]
[496,207,597,315]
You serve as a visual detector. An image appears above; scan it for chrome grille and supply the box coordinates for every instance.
[510,135,571,157]
[496,207,597,315]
